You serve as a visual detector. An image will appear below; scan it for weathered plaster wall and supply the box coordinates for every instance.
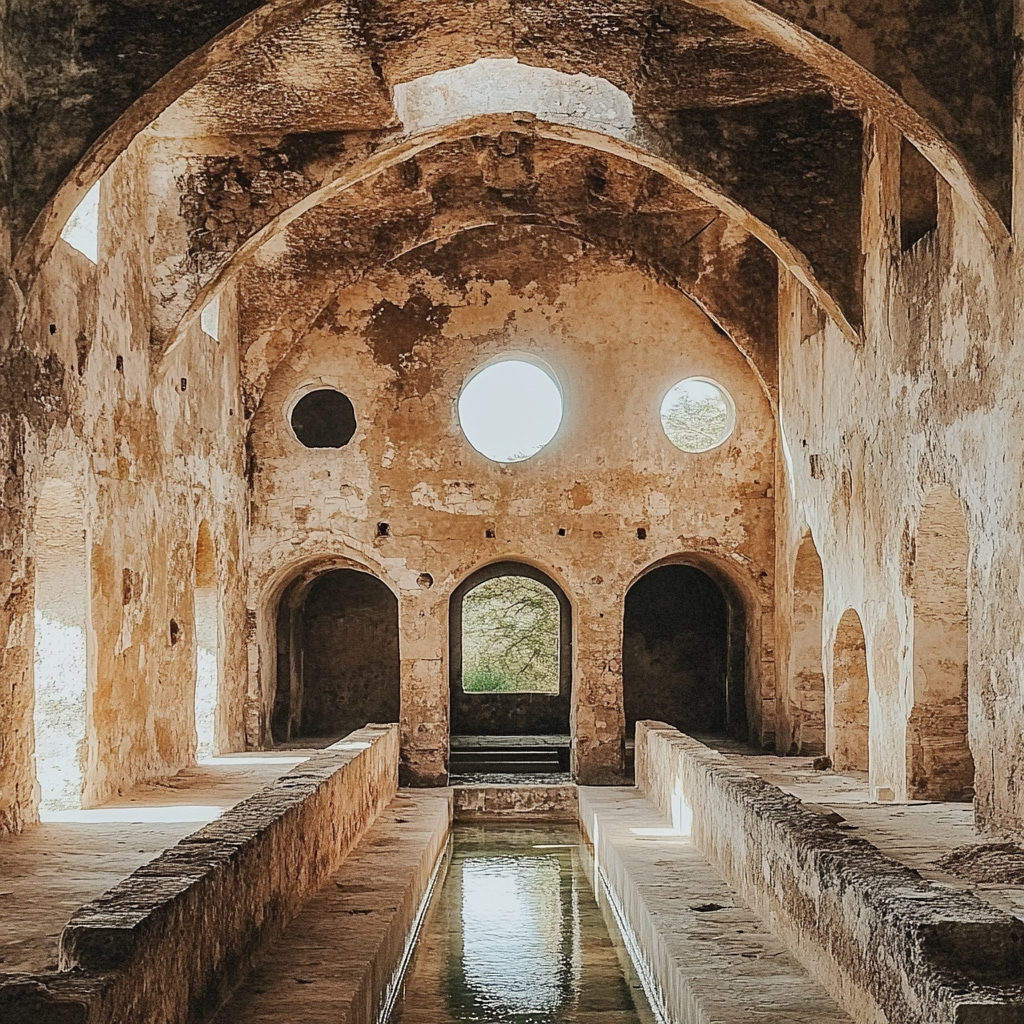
[0,130,249,829]
[244,237,776,784]
[775,116,1024,823]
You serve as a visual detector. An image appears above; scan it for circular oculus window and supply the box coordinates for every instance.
[458,359,563,463]
[290,389,357,449]
[660,377,735,453]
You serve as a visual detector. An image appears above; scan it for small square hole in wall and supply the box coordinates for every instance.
[180,378,188,392]
[377,521,390,537]
[115,355,123,374]
[636,527,647,540]
[485,528,496,539]
[557,528,566,536]
[169,619,181,646]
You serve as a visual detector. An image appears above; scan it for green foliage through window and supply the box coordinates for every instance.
[462,576,560,693]
[661,378,733,453]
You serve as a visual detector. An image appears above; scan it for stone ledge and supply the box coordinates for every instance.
[208,789,452,1023]
[635,722,1024,1024]
[579,786,853,1023]
[0,724,400,1024]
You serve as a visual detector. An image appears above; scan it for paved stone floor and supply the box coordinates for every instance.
[0,751,314,974]
[720,749,1024,923]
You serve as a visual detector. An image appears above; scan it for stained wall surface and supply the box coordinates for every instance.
[1,0,1024,838]
[246,234,776,784]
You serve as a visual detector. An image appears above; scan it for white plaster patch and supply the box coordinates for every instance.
[393,58,635,139]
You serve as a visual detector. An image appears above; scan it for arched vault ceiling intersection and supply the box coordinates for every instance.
[6,0,1010,292]
[161,118,851,357]
[232,136,780,416]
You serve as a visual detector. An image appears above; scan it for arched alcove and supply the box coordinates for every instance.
[449,562,572,738]
[32,480,89,810]
[274,568,400,743]
[193,521,219,760]
[908,487,974,800]
[831,609,870,772]
[790,532,826,755]
[623,564,745,739]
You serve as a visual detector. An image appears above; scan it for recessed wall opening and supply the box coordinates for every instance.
[900,138,939,251]
[193,520,219,760]
[273,569,400,744]
[907,487,974,800]
[830,609,870,772]
[623,564,746,742]
[790,533,826,755]
[32,480,90,811]
[458,359,563,463]
[290,389,357,449]
[450,562,571,748]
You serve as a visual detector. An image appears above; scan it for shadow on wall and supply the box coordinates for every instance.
[274,569,400,743]
[789,532,826,756]
[908,486,974,801]
[623,564,744,740]
[831,609,870,772]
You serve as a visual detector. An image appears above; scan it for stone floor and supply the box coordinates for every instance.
[720,749,1024,923]
[0,751,314,975]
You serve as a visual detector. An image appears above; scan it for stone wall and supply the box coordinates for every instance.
[245,234,777,785]
[635,722,1024,1024]
[0,723,400,1024]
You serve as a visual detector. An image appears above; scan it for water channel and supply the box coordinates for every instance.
[389,824,658,1024]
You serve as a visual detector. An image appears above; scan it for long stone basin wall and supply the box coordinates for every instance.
[635,722,1024,1024]
[0,724,400,1024]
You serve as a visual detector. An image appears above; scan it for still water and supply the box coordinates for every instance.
[389,825,657,1024]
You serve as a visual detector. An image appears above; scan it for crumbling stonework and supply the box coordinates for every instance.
[0,0,1023,841]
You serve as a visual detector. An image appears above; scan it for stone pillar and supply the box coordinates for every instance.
[398,588,448,786]
[571,588,625,785]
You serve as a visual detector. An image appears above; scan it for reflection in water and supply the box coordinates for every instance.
[391,826,653,1024]
[461,856,566,1016]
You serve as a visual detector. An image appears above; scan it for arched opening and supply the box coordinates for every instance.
[908,487,974,800]
[830,609,870,772]
[32,480,89,810]
[449,563,572,772]
[622,563,746,740]
[790,533,826,755]
[273,568,400,744]
[193,521,219,760]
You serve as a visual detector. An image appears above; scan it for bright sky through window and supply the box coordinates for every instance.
[458,359,563,463]
[60,181,100,264]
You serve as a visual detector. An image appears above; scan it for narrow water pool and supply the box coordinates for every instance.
[389,824,657,1024]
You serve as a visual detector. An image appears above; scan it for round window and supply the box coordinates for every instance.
[458,359,563,463]
[660,377,735,453]
[290,389,357,448]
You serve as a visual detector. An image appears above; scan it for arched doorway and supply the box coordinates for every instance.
[790,532,826,755]
[193,521,219,760]
[830,609,870,771]
[622,563,746,740]
[273,568,400,744]
[449,562,572,773]
[907,487,974,800]
[33,480,89,810]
